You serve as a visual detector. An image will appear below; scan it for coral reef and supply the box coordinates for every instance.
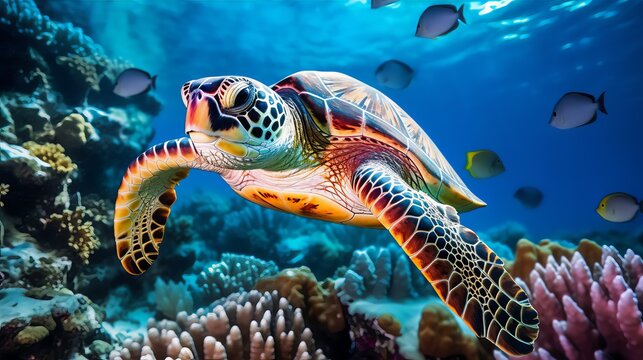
[495,245,643,360]
[0,183,8,207]
[508,238,602,281]
[0,287,106,359]
[335,245,433,301]
[53,112,96,150]
[0,242,71,289]
[110,290,328,360]
[154,279,194,320]
[46,205,100,264]
[255,266,346,334]
[418,303,490,360]
[23,140,75,174]
[196,253,278,303]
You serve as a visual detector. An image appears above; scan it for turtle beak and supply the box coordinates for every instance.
[185,88,248,144]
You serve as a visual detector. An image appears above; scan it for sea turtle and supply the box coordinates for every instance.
[114,71,539,355]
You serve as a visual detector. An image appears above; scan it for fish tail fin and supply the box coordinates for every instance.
[597,91,607,114]
[151,75,157,90]
[458,4,467,24]
[465,151,475,170]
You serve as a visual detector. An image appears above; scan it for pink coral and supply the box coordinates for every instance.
[495,246,643,360]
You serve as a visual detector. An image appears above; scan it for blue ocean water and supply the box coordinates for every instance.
[50,0,642,238]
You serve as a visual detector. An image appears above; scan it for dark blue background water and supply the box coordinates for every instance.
[50,0,643,238]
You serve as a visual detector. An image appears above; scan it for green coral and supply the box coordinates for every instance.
[47,206,100,264]
[22,141,76,174]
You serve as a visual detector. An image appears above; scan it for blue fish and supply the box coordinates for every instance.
[416,4,466,39]
[113,68,157,98]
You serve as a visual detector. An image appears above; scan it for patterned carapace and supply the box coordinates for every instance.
[114,71,539,356]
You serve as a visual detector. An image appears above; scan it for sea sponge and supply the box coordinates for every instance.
[507,238,602,280]
[418,303,486,360]
[47,206,100,264]
[255,266,346,333]
[377,314,401,337]
[14,325,49,345]
[54,113,96,150]
[22,141,76,174]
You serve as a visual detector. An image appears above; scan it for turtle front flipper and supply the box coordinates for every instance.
[352,162,539,356]
[114,137,204,275]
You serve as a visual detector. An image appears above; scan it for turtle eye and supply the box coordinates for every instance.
[222,81,255,113]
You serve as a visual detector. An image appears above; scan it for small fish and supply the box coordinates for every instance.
[514,187,543,209]
[375,60,414,89]
[371,0,399,9]
[416,4,466,39]
[465,150,505,179]
[113,68,157,98]
[550,92,607,129]
[596,193,642,223]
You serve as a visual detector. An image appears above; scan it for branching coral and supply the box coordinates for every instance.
[196,253,278,303]
[22,141,75,174]
[495,245,643,360]
[255,266,345,334]
[47,206,100,263]
[110,290,328,360]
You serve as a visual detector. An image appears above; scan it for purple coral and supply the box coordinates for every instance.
[495,246,643,360]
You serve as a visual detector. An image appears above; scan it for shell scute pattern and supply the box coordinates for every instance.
[273,71,483,211]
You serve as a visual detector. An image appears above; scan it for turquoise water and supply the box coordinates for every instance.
[43,0,642,237]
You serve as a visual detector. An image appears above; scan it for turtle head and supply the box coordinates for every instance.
[183,76,289,163]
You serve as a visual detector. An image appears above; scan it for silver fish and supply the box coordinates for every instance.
[372,0,399,9]
[550,92,607,129]
[375,60,414,89]
[113,68,157,98]
[465,150,505,179]
[514,187,543,209]
[596,193,642,223]
[416,4,466,39]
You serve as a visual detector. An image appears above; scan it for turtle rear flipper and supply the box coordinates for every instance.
[114,137,203,275]
[352,162,539,356]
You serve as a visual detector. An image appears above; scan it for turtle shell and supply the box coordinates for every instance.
[273,71,485,212]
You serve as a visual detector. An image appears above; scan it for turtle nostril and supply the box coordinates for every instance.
[197,92,203,100]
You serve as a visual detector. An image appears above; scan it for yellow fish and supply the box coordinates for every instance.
[465,150,505,179]
[596,193,642,223]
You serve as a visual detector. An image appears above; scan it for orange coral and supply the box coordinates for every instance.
[254,266,345,333]
[418,303,488,360]
[507,238,602,280]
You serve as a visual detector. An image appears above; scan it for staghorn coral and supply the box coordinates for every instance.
[255,266,345,334]
[0,183,8,207]
[495,245,643,360]
[46,205,100,264]
[196,253,278,303]
[53,112,96,151]
[507,238,602,281]
[110,290,327,360]
[23,140,75,174]
[418,302,489,360]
